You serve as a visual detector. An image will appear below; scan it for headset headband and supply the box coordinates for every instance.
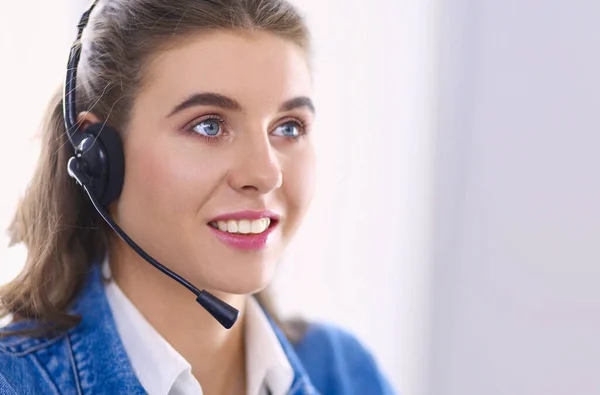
[63,0,100,149]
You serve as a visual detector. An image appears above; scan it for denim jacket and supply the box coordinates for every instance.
[0,263,396,394]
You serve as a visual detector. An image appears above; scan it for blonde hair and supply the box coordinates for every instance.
[1,0,310,339]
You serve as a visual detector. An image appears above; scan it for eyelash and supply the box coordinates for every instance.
[185,115,229,143]
[184,114,308,143]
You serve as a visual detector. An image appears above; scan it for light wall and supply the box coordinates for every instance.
[0,2,69,285]
[429,1,600,394]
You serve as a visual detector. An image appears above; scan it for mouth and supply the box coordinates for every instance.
[207,211,280,250]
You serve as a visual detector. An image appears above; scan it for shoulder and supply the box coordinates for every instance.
[0,323,70,394]
[292,322,397,395]
[0,346,21,395]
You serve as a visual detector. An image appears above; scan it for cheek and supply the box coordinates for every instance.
[281,143,316,230]
[118,136,222,225]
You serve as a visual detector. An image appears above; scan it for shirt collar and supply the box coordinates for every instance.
[245,297,294,395]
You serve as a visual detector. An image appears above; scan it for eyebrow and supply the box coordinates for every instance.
[167,92,315,117]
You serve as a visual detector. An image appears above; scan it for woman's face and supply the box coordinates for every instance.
[112,30,315,295]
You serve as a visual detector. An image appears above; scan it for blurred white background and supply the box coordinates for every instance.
[428,1,600,394]
[1,1,599,394]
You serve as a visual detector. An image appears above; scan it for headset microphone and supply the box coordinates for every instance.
[63,1,239,329]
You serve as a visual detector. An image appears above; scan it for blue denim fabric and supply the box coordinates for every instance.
[0,263,397,394]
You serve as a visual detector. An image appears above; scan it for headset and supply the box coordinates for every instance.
[63,0,239,329]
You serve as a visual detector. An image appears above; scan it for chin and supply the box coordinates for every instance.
[207,276,271,296]
[200,259,277,296]
[213,282,267,296]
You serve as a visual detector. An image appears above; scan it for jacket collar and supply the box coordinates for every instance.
[68,263,146,394]
[68,262,318,394]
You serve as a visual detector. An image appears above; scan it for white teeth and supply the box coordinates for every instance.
[260,218,271,233]
[210,218,271,234]
[227,220,238,233]
[251,219,265,233]
[238,220,251,234]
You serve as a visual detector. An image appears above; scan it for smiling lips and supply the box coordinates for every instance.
[207,210,279,250]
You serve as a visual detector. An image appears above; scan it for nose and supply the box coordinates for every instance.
[228,131,283,196]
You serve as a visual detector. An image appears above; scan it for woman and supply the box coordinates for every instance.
[0,0,395,394]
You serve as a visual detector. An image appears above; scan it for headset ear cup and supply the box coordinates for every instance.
[83,123,125,207]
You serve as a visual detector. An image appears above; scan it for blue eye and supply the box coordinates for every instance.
[192,119,221,137]
[273,121,301,137]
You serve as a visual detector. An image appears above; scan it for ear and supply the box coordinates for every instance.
[76,111,103,132]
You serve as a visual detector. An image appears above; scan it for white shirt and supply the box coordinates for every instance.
[102,260,294,395]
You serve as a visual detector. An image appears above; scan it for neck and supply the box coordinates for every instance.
[108,241,247,395]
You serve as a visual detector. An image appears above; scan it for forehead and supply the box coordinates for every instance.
[139,30,312,111]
